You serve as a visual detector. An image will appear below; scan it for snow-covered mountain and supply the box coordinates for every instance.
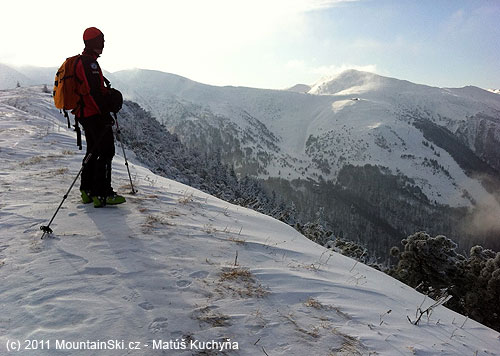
[2,63,498,209]
[3,64,499,253]
[285,83,311,93]
[0,63,55,89]
[109,69,500,209]
[1,86,499,355]
[15,65,57,87]
[0,63,32,89]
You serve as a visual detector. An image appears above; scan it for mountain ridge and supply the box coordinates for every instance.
[106,67,500,255]
[106,68,500,204]
[2,64,499,254]
[3,61,496,93]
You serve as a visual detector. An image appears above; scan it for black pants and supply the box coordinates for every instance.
[79,114,115,197]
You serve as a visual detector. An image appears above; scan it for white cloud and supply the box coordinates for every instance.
[0,0,369,88]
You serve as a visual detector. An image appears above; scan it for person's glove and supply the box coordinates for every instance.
[103,113,115,126]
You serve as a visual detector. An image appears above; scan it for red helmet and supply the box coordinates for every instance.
[83,27,104,50]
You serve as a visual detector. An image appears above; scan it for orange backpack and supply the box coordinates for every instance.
[53,55,84,110]
[53,55,84,149]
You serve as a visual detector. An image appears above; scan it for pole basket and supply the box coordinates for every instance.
[40,225,53,239]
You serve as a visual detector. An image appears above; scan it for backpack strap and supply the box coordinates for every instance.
[76,93,84,151]
[103,76,111,88]
[73,56,84,150]
[74,117,82,150]
[62,109,71,128]
[62,108,83,150]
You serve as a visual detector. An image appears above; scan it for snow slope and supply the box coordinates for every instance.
[1,87,499,355]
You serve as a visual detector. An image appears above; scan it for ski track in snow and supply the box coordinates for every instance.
[0,87,499,356]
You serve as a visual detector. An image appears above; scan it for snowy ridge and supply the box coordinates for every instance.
[2,64,499,208]
[0,64,32,89]
[0,64,55,90]
[1,87,499,355]
[107,69,500,209]
[285,84,311,93]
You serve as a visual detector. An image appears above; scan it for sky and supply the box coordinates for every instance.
[1,0,499,89]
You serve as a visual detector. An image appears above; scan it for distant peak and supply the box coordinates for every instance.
[285,84,311,93]
[329,69,380,83]
[308,69,383,96]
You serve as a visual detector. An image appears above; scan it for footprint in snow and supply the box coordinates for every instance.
[189,271,209,279]
[169,268,182,277]
[122,291,140,302]
[176,280,192,288]
[149,317,168,333]
[138,301,155,310]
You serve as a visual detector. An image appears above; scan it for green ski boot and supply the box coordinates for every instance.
[92,196,106,208]
[80,189,92,204]
[106,192,126,205]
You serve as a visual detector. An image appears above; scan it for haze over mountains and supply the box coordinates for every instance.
[2,63,499,255]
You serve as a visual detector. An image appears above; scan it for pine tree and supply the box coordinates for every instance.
[390,232,500,332]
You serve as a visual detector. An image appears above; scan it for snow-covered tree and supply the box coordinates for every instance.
[390,232,500,332]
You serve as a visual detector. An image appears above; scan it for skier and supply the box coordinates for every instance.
[76,27,125,207]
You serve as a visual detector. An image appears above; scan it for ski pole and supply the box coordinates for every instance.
[40,125,110,239]
[113,112,137,195]
[40,152,93,239]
